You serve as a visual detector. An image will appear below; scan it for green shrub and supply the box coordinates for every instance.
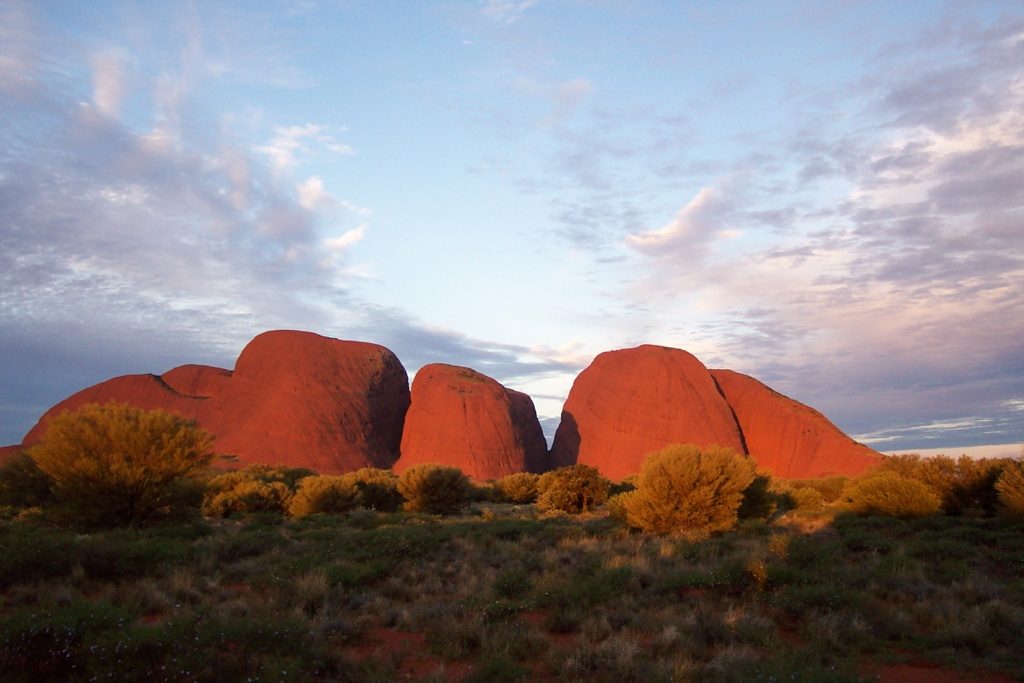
[995,461,1024,518]
[0,453,54,511]
[201,465,298,518]
[495,472,541,503]
[621,444,756,538]
[397,464,472,514]
[535,465,610,514]
[339,467,402,512]
[28,403,214,528]
[738,474,776,519]
[842,472,942,518]
[0,525,77,588]
[287,475,361,517]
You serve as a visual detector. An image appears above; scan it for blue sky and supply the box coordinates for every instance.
[2,0,1022,453]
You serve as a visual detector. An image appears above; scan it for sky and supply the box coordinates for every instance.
[1,0,1022,454]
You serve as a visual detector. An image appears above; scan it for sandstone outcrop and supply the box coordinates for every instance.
[394,364,548,479]
[710,369,882,478]
[22,330,411,474]
[550,345,746,481]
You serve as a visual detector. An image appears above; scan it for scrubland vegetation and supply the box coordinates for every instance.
[1,404,1023,681]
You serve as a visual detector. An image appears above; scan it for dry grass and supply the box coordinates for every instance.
[1,497,1022,682]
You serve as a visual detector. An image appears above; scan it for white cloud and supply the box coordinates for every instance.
[482,0,539,25]
[255,123,354,174]
[90,50,130,117]
[625,185,737,260]
[324,223,367,252]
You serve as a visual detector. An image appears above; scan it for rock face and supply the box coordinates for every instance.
[550,345,747,481]
[22,330,411,474]
[710,369,882,478]
[394,364,548,479]
[0,445,25,466]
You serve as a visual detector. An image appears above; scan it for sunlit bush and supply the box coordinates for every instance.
[995,461,1024,518]
[288,475,361,517]
[339,467,403,512]
[27,403,213,527]
[535,464,610,514]
[495,472,541,504]
[842,472,942,518]
[397,464,472,514]
[201,464,304,518]
[621,444,756,538]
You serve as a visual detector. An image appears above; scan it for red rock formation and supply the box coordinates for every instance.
[23,374,204,445]
[161,364,232,398]
[711,369,882,478]
[550,345,746,481]
[199,330,410,473]
[22,330,411,474]
[394,364,548,479]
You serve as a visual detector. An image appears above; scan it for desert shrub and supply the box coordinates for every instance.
[27,403,214,528]
[738,474,776,519]
[0,452,54,511]
[784,476,849,503]
[397,464,472,514]
[287,475,361,517]
[201,465,298,518]
[535,464,610,514]
[606,490,636,523]
[790,486,825,511]
[495,472,541,503]
[339,467,402,511]
[877,454,1008,515]
[621,444,756,538]
[995,461,1024,518]
[842,472,942,518]
[0,525,77,588]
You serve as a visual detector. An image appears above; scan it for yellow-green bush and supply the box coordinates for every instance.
[201,465,301,518]
[790,486,825,511]
[605,490,636,523]
[397,464,471,514]
[27,403,213,527]
[621,444,756,538]
[877,454,1007,515]
[288,475,361,517]
[339,467,402,512]
[995,461,1024,518]
[536,464,610,514]
[495,472,541,504]
[842,472,942,518]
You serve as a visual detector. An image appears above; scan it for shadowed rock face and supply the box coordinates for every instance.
[710,369,882,478]
[22,330,411,474]
[0,445,26,466]
[394,364,548,479]
[550,345,746,481]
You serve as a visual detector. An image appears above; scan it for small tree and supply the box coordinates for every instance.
[27,403,213,527]
[622,444,756,538]
[341,468,402,512]
[842,472,942,518]
[495,472,541,504]
[288,475,361,517]
[398,464,472,514]
[535,464,610,514]
[995,461,1024,518]
[0,452,54,511]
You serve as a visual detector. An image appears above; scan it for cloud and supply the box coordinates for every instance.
[481,0,539,25]
[90,49,131,117]
[625,184,739,262]
[255,123,354,174]
[324,224,367,252]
